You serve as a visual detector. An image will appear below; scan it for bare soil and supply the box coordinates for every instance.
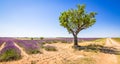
[0,42,5,51]
[0,38,120,64]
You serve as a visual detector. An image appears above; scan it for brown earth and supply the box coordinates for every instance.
[0,42,5,51]
[0,38,120,64]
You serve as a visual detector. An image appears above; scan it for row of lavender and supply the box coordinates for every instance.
[0,37,99,61]
[40,38,99,43]
[0,40,21,61]
[15,40,41,54]
[0,39,41,61]
[0,40,4,47]
[0,37,99,43]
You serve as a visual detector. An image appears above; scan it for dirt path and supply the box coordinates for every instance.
[0,42,6,51]
[105,38,120,49]
[109,38,120,49]
[104,38,120,64]
[13,42,29,57]
[105,38,113,47]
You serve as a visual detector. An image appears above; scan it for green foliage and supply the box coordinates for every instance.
[31,38,33,40]
[59,4,97,35]
[28,50,40,54]
[44,45,57,51]
[42,42,46,45]
[40,37,44,40]
[0,49,21,61]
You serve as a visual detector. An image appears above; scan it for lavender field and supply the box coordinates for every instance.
[0,37,120,64]
[0,37,99,61]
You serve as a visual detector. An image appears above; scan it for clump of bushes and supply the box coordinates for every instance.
[40,37,44,40]
[41,42,46,45]
[74,44,103,52]
[27,49,41,54]
[44,45,57,51]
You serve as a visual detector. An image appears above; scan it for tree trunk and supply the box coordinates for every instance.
[73,35,78,47]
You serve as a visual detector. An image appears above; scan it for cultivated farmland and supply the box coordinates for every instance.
[0,37,120,64]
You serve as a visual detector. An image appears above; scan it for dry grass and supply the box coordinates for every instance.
[112,38,120,43]
[78,38,106,46]
[44,45,57,51]
[117,55,120,64]
[0,39,119,64]
[62,56,96,64]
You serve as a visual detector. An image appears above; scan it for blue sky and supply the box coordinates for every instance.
[0,0,120,37]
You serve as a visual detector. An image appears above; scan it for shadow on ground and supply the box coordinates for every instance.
[74,44,120,55]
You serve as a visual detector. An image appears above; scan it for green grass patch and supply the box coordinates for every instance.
[79,38,106,46]
[27,49,41,54]
[112,38,120,43]
[91,38,106,45]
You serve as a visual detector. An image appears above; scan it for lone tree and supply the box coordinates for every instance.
[59,4,97,47]
[40,37,44,40]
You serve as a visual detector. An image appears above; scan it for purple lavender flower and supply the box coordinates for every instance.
[15,40,40,54]
[0,40,4,47]
[0,40,21,61]
[0,45,21,55]
[0,40,21,55]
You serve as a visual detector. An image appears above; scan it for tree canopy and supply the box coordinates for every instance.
[59,4,97,46]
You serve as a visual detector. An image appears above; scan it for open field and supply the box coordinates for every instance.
[112,38,120,43]
[0,37,120,64]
